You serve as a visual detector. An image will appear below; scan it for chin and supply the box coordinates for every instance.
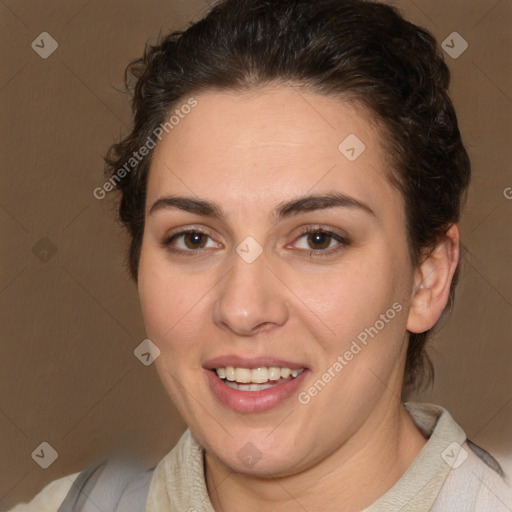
[220,452,302,478]
[203,431,310,478]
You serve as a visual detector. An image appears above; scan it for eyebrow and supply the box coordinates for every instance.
[149,192,376,221]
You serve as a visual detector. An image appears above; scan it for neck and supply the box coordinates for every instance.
[205,398,427,512]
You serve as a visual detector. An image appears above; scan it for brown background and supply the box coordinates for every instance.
[1,0,511,508]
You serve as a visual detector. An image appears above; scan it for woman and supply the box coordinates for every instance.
[10,0,511,510]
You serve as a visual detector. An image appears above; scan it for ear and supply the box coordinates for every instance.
[407,224,460,333]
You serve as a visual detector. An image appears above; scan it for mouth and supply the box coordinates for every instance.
[203,357,309,413]
[214,366,305,391]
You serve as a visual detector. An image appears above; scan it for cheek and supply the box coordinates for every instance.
[297,262,409,406]
[138,250,195,346]
[294,253,407,348]
[138,259,206,400]
[137,247,220,375]
[138,265,170,341]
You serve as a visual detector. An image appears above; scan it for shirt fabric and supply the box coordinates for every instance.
[9,402,512,511]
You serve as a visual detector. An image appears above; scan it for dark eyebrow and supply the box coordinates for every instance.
[275,192,375,219]
[149,192,376,220]
[149,196,227,220]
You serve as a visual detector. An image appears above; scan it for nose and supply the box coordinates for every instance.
[212,249,289,336]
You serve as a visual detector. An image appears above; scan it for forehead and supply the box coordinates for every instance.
[147,85,400,220]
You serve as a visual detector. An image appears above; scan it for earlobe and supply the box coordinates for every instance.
[407,224,460,333]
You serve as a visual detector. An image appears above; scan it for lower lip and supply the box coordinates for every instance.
[205,369,309,413]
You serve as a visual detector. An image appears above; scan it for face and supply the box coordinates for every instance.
[138,85,416,477]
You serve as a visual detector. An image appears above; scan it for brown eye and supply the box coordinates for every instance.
[293,227,350,257]
[306,231,332,250]
[162,229,219,253]
[182,232,208,249]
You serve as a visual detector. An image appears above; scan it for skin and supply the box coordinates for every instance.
[137,85,460,511]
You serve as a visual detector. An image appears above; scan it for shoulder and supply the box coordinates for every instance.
[8,458,155,512]
[398,402,512,511]
[431,439,512,511]
[7,473,79,512]
[57,458,154,512]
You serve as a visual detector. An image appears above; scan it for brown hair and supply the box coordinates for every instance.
[104,0,471,392]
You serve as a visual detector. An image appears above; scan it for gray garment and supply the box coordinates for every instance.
[58,439,507,512]
[56,459,154,512]
[57,403,510,511]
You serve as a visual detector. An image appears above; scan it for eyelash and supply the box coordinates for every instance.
[292,226,350,257]
[161,226,350,258]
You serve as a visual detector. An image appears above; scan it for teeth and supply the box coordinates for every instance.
[281,368,291,379]
[225,381,276,391]
[249,367,268,384]
[268,367,281,381]
[225,366,236,381]
[214,366,304,385]
[235,367,252,383]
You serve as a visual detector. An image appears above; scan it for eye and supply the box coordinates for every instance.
[162,229,220,253]
[162,226,350,257]
[292,226,350,256]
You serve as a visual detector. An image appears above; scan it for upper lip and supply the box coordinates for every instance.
[203,355,308,370]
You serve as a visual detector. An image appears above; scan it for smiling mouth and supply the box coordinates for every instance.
[214,366,305,391]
